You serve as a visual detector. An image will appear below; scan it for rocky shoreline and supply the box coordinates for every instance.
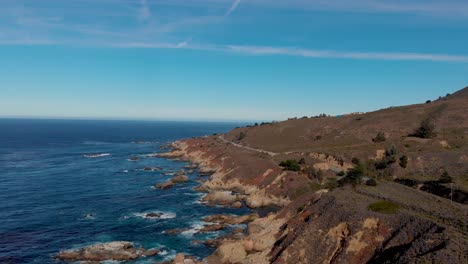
[153,137,468,264]
[56,135,467,264]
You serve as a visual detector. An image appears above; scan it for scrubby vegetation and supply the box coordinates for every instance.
[375,146,398,170]
[366,178,378,186]
[439,171,453,183]
[411,117,437,138]
[279,160,301,171]
[372,132,386,143]
[237,132,246,141]
[399,155,408,168]
[368,200,400,214]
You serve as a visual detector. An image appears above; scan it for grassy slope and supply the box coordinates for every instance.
[225,87,468,185]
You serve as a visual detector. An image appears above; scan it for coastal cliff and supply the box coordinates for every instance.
[159,87,468,264]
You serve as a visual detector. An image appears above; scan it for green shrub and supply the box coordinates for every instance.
[352,157,361,165]
[426,100,431,104]
[342,166,364,185]
[372,132,386,143]
[368,201,400,214]
[399,155,408,168]
[279,160,301,172]
[298,158,306,165]
[337,171,345,177]
[439,171,453,183]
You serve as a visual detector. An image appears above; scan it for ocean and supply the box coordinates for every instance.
[0,119,248,263]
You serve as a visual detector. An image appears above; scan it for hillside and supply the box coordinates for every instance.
[159,86,468,264]
[225,87,468,185]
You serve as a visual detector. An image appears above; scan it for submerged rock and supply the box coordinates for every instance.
[146,213,163,218]
[55,241,158,262]
[164,228,189,235]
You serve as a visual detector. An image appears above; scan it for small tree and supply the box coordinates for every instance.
[426,100,432,104]
[238,132,246,140]
[412,118,437,138]
[337,171,345,177]
[298,158,306,165]
[279,160,301,172]
[399,155,408,168]
[372,132,386,143]
[352,157,361,165]
[439,171,453,183]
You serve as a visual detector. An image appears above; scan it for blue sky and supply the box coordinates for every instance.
[1,0,467,121]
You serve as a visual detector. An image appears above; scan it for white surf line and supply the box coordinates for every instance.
[218,135,278,156]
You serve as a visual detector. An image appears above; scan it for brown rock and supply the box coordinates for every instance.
[164,228,189,235]
[202,191,238,205]
[215,241,247,263]
[155,181,174,190]
[232,228,245,235]
[175,169,186,176]
[202,213,259,225]
[196,224,227,233]
[171,175,189,183]
[230,201,243,208]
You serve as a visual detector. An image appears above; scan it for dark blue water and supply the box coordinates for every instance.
[0,119,248,263]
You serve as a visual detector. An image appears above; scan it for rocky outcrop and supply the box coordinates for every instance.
[55,241,158,262]
[202,213,259,225]
[155,181,174,190]
[171,175,189,183]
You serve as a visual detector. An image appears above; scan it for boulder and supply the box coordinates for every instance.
[215,241,247,263]
[175,169,186,176]
[202,191,238,205]
[230,201,243,208]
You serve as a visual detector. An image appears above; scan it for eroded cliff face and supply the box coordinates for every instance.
[160,137,467,264]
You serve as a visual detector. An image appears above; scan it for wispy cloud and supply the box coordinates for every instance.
[225,0,241,16]
[225,45,468,62]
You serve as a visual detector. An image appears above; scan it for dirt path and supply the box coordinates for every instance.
[218,135,279,156]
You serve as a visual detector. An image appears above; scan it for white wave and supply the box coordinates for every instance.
[82,141,110,145]
[181,221,206,237]
[84,153,111,158]
[123,170,129,173]
[83,213,96,220]
[132,211,176,220]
